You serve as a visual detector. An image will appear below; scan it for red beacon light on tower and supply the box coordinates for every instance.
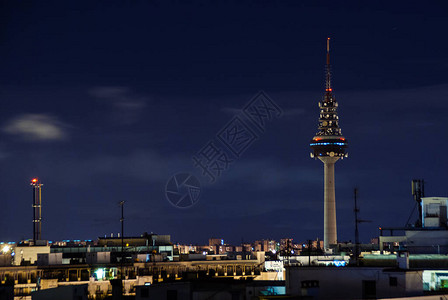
[31,178,38,185]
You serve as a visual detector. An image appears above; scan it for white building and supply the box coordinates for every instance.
[422,197,448,228]
[13,245,50,266]
[379,197,448,254]
[286,266,423,299]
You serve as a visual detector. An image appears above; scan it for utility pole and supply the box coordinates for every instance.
[119,201,125,281]
[354,188,359,265]
[354,188,371,265]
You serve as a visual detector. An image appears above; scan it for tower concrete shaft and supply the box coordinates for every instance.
[319,156,339,248]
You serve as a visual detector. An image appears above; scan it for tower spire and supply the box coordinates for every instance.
[325,38,332,93]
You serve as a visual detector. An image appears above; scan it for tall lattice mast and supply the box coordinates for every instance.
[31,178,43,242]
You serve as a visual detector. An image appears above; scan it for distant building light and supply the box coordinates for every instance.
[94,268,105,280]
[333,260,346,267]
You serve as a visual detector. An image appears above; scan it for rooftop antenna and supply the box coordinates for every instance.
[405,180,425,227]
[412,179,424,227]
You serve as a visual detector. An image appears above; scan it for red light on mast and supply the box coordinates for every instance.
[31,178,38,184]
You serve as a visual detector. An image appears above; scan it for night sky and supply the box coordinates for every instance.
[1,1,448,245]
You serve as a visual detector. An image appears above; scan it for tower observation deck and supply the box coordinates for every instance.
[310,38,348,250]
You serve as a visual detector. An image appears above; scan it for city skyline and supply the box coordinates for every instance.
[1,1,448,245]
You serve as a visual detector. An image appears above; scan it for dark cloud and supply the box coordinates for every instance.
[89,86,148,125]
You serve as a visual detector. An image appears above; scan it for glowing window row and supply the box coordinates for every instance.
[310,142,346,146]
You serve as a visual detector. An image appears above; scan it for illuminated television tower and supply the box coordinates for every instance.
[31,178,43,242]
[310,38,348,249]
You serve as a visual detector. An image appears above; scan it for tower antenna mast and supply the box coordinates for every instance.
[326,38,331,92]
